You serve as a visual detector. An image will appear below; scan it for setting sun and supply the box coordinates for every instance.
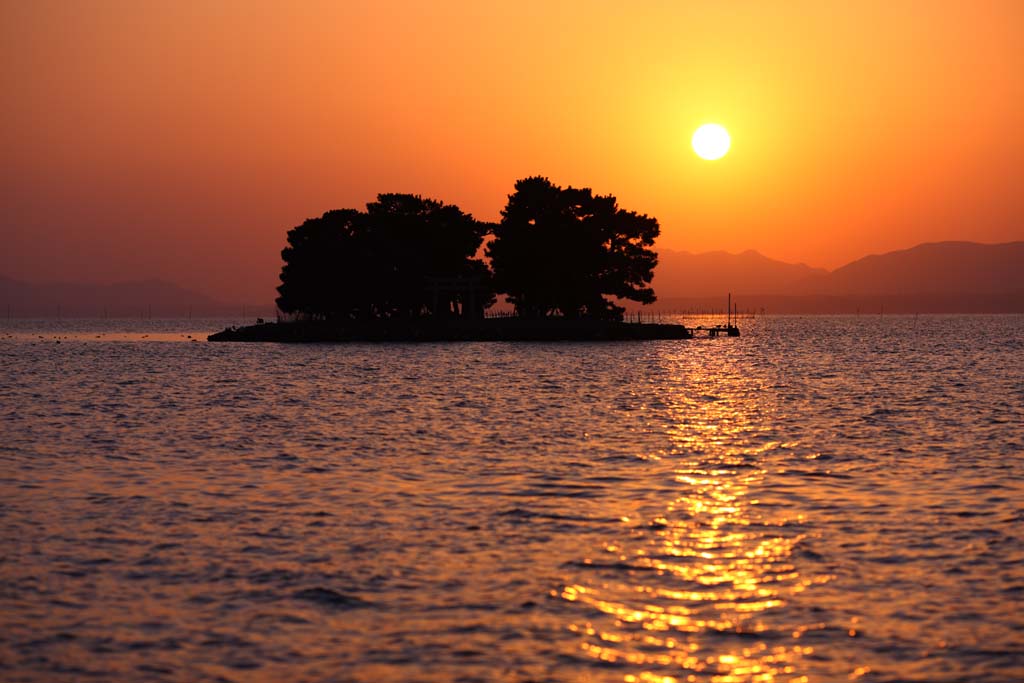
[692,123,731,160]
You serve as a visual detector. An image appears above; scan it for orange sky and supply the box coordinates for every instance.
[2,0,1021,303]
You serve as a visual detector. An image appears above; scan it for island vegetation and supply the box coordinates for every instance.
[488,177,659,320]
[211,176,692,341]
[276,194,494,320]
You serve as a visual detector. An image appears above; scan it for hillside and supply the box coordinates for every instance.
[803,241,1024,295]
[652,249,827,297]
[0,276,256,318]
[648,241,1024,313]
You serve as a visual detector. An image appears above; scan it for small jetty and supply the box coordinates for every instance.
[695,324,741,338]
[694,293,741,337]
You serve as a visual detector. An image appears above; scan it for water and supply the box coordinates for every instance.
[1,315,1022,682]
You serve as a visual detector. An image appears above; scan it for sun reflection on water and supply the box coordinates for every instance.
[560,368,830,682]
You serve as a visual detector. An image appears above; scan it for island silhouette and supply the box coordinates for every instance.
[211,177,700,342]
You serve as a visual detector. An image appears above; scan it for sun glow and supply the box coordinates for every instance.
[692,124,731,160]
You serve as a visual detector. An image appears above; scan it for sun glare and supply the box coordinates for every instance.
[692,123,731,160]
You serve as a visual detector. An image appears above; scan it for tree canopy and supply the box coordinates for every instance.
[276,194,492,319]
[275,178,660,322]
[486,176,659,319]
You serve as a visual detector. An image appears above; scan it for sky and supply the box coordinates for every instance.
[2,0,1022,304]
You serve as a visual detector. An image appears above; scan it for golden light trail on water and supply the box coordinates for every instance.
[558,361,834,682]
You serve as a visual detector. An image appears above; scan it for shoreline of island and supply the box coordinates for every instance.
[208,318,697,342]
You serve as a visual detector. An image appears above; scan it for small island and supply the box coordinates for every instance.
[208,317,693,342]
[210,177,710,342]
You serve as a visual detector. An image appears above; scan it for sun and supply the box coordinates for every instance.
[692,123,731,160]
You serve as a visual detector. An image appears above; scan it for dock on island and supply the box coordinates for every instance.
[693,293,742,337]
[695,324,741,338]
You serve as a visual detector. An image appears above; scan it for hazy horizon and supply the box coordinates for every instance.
[3,238,1022,303]
[3,239,1022,317]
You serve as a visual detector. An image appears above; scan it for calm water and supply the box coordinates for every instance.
[1,316,1022,683]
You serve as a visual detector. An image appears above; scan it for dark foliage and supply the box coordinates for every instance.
[276,195,493,319]
[486,176,659,319]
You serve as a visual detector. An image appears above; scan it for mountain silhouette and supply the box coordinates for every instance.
[799,241,1024,295]
[653,249,827,297]
[651,241,1023,313]
[0,276,261,318]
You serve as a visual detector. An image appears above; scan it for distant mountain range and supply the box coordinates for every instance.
[652,241,1024,313]
[0,276,268,319]
[654,249,828,297]
[2,241,1021,317]
[803,241,1024,296]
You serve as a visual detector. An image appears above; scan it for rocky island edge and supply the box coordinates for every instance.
[208,318,694,342]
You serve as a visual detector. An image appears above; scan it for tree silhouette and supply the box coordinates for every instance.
[365,194,493,318]
[486,176,659,319]
[276,195,492,319]
[276,209,370,319]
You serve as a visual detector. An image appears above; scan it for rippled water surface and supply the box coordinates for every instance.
[2,316,1022,682]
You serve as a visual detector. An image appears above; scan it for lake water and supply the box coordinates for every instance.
[1,315,1022,682]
